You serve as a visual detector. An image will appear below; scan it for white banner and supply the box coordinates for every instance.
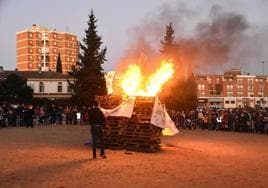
[150,97,166,128]
[100,97,135,118]
[162,107,179,136]
[105,71,116,95]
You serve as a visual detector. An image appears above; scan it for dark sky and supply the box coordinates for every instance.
[0,0,267,74]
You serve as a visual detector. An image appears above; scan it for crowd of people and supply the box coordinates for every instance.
[0,103,89,128]
[169,107,268,134]
[1,103,268,134]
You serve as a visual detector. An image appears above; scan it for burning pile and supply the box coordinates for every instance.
[98,59,178,152]
[122,96,162,152]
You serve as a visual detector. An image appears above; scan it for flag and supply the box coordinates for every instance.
[150,96,166,128]
[105,71,116,95]
[162,107,179,136]
[100,97,135,118]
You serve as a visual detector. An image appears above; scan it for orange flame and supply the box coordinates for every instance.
[120,59,174,96]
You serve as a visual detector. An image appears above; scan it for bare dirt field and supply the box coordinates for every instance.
[0,125,267,188]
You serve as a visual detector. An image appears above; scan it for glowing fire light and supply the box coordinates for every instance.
[120,59,174,96]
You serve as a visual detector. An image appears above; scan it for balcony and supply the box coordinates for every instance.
[41,33,49,40]
[41,47,49,54]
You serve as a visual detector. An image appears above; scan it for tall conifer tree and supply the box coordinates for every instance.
[160,22,197,111]
[69,10,107,106]
[56,53,62,73]
[160,22,176,57]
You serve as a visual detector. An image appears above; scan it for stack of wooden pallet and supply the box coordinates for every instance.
[97,95,125,149]
[122,96,162,152]
[98,95,163,152]
[96,95,122,109]
[103,117,128,149]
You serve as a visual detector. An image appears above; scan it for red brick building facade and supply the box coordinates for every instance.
[195,69,268,108]
[16,24,79,74]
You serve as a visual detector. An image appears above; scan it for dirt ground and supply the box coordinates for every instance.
[0,125,267,188]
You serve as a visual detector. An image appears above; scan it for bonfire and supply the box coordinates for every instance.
[98,59,178,152]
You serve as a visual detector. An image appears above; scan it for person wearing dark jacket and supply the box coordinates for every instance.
[25,104,34,128]
[88,100,107,159]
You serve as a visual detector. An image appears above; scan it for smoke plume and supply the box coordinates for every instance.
[117,2,268,76]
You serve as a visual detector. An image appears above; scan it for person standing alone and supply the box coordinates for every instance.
[88,100,107,159]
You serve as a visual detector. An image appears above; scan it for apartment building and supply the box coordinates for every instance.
[195,69,268,108]
[16,24,79,74]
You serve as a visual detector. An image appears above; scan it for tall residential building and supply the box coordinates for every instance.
[16,24,79,74]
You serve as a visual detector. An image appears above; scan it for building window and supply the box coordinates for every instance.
[225,101,230,104]
[53,34,57,39]
[29,33,33,38]
[58,82,62,93]
[71,36,74,41]
[53,48,57,53]
[28,63,33,69]
[67,85,72,93]
[67,57,70,62]
[53,41,57,46]
[227,92,233,97]
[39,82,44,93]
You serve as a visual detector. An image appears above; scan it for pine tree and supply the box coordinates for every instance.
[160,22,197,111]
[0,74,33,103]
[69,10,107,106]
[160,22,176,57]
[56,53,62,73]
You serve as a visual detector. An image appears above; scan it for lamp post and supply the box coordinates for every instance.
[261,61,265,107]
[262,61,264,75]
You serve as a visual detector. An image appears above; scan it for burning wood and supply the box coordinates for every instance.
[98,58,177,152]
